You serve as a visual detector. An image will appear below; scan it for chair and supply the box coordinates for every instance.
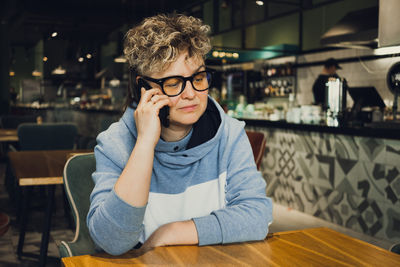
[58,153,97,258]
[14,122,79,261]
[0,114,37,155]
[17,123,78,150]
[0,212,10,237]
[390,243,400,255]
[246,130,266,170]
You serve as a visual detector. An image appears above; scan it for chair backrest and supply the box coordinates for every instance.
[246,130,266,170]
[59,153,97,258]
[17,123,78,150]
[0,115,37,129]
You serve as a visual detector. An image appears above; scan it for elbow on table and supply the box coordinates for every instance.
[89,230,137,256]
[255,198,274,239]
[88,223,140,256]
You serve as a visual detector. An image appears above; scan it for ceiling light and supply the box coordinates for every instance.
[78,57,84,62]
[52,65,66,75]
[212,51,219,57]
[233,53,239,58]
[110,78,121,87]
[51,32,58,38]
[32,70,42,77]
[86,53,92,59]
[114,56,127,63]
[43,56,48,62]
[221,0,228,8]
[256,1,264,6]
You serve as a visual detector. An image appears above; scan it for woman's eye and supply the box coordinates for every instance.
[194,74,206,82]
[164,78,181,88]
[165,83,179,88]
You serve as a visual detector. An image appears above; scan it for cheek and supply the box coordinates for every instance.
[198,92,209,107]
[168,96,179,107]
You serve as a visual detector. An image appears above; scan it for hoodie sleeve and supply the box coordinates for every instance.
[86,122,146,255]
[193,124,273,245]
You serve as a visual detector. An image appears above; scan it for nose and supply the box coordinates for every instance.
[181,80,196,99]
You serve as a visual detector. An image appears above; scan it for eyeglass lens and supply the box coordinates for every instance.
[163,71,211,96]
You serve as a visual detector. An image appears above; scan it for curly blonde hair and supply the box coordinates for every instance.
[124,13,211,75]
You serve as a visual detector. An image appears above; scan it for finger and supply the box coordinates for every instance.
[150,94,168,104]
[141,88,163,102]
[153,98,171,112]
[138,88,163,108]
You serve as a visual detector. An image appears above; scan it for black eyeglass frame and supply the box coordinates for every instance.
[141,68,214,97]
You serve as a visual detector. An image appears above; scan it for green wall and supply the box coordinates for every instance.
[100,41,118,70]
[203,0,214,33]
[218,0,231,32]
[10,46,36,92]
[246,13,299,49]
[211,29,242,48]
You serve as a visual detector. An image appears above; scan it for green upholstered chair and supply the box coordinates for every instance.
[17,123,78,151]
[58,153,97,258]
[391,243,400,255]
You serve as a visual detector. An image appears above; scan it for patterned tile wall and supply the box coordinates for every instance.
[247,126,400,243]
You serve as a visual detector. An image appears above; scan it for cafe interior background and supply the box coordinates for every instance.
[1,0,400,264]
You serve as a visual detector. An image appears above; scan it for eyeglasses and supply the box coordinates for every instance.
[141,69,213,97]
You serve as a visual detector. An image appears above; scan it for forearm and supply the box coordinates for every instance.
[144,220,199,248]
[114,138,154,207]
[165,220,199,245]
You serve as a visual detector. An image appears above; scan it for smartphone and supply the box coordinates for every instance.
[137,78,170,127]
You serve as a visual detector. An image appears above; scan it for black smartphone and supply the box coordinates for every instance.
[137,78,170,127]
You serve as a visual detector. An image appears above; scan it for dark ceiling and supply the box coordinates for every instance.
[1,0,199,48]
[2,0,308,49]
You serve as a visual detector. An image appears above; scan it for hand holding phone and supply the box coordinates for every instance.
[137,79,170,127]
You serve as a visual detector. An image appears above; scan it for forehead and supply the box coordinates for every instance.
[151,51,204,78]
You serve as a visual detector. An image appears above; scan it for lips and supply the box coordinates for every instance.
[179,104,198,112]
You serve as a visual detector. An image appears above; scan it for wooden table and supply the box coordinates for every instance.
[8,149,92,267]
[62,227,400,266]
[0,129,18,142]
[9,150,92,186]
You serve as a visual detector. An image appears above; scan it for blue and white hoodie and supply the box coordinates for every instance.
[87,97,273,255]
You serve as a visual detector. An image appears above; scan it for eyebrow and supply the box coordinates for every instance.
[161,65,207,79]
[194,65,206,73]
[144,64,207,82]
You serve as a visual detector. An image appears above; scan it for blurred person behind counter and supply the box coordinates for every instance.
[312,58,344,109]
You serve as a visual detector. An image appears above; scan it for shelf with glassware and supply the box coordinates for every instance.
[262,64,296,98]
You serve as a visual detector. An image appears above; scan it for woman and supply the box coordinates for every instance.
[87,13,273,255]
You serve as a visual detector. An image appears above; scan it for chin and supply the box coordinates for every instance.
[170,113,202,127]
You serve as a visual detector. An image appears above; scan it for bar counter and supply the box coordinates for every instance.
[239,117,400,140]
[240,116,400,245]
